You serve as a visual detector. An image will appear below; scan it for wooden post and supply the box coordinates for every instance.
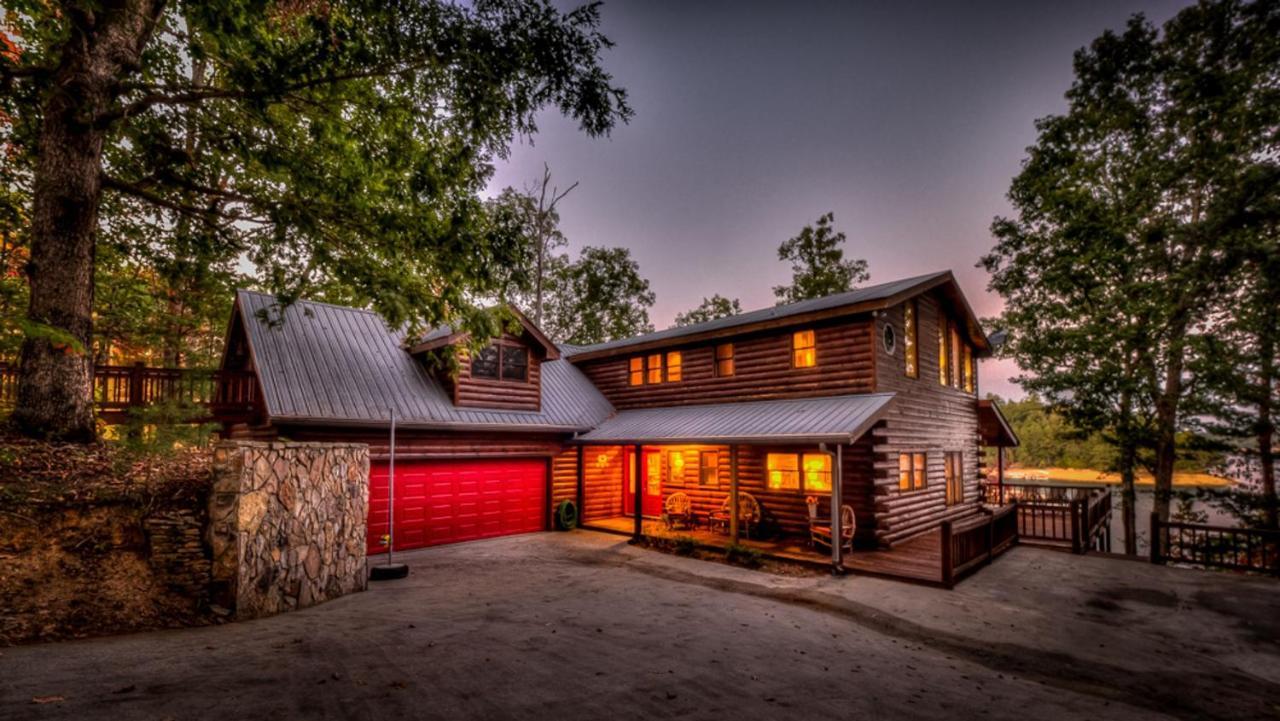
[632,444,642,541]
[831,444,844,570]
[729,445,739,544]
[129,361,146,407]
[940,520,954,588]
[997,445,1005,505]
[1149,512,1162,565]
[1070,499,1083,554]
[575,446,585,522]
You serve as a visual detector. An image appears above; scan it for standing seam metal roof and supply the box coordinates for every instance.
[236,290,614,430]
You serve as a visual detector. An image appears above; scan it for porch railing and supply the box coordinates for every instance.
[0,362,258,422]
[985,482,1112,554]
[941,503,1018,588]
[1150,514,1280,575]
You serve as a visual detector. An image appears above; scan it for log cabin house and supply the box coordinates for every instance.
[221,270,1018,576]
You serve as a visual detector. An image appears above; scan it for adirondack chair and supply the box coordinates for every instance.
[810,504,855,554]
[708,492,761,539]
[662,491,696,530]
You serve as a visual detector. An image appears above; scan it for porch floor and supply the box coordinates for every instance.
[582,516,946,586]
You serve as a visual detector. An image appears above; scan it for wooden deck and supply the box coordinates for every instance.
[583,516,949,586]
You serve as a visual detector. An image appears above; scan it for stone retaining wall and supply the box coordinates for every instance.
[144,508,211,600]
[209,441,369,619]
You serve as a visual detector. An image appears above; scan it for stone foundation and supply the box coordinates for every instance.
[209,441,369,619]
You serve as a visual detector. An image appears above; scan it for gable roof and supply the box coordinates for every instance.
[232,290,611,431]
[574,393,896,445]
[405,305,561,360]
[564,270,989,362]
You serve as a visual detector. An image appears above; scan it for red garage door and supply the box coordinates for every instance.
[367,458,546,554]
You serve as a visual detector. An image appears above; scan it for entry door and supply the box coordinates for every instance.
[622,448,664,517]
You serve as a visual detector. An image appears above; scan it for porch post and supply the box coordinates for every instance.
[997,444,1005,505]
[575,445,585,521]
[632,444,643,541]
[831,444,844,569]
[729,445,739,544]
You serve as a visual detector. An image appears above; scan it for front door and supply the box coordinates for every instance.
[622,448,664,517]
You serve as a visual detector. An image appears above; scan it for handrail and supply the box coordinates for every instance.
[941,503,1020,588]
[1151,513,1280,575]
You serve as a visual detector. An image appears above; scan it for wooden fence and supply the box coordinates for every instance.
[941,503,1018,588]
[0,362,258,423]
[1150,513,1280,575]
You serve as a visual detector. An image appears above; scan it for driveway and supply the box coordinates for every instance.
[1,531,1277,720]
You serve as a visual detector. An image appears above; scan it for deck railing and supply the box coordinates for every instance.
[1150,514,1280,575]
[941,503,1018,588]
[0,362,258,422]
[985,482,1112,554]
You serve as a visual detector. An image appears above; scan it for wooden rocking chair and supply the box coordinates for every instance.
[708,492,761,539]
[662,492,696,530]
[810,504,855,554]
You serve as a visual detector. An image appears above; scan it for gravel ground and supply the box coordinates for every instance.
[1,531,1277,720]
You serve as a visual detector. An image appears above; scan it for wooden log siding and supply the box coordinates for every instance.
[450,335,542,412]
[871,293,984,547]
[580,445,626,522]
[550,447,579,526]
[283,427,566,461]
[575,318,875,410]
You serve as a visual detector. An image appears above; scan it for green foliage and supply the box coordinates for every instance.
[116,400,218,459]
[0,0,632,366]
[672,535,697,556]
[673,294,742,328]
[542,246,654,345]
[773,212,868,304]
[724,543,762,568]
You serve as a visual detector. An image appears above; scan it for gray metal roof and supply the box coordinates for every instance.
[564,271,951,357]
[235,290,614,431]
[574,393,896,445]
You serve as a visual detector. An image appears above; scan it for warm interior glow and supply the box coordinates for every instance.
[937,312,949,385]
[904,301,918,378]
[645,452,662,493]
[802,453,832,492]
[669,450,685,481]
[715,343,735,377]
[647,354,663,384]
[792,330,816,368]
[766,453,799,490]
[666,351,682,382]
[597,451,611,468]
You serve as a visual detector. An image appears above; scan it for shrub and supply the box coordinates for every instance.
[725,543,762,568]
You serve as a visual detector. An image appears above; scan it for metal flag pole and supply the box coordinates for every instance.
[371,406,408,580]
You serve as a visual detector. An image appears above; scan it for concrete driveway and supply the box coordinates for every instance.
[2,531,1277,720]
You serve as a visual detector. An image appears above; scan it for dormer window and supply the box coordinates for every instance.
[470,343,528,383]
[792,330,816,368]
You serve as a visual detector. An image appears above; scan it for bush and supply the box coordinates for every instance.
[672,535,697,556]
[725,543,762,568]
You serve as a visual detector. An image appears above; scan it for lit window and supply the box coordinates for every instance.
[471,345,499,379]
[668,450,686,484]
[904,301,918,378]
[938,312,949,386]
[951,326,963,388]
[666,351,682,382]
[766,453,800,490]
[963,345,975,394]
[645,451,662,494]
[898,452,927,491]
[792,330,816,368]
[629,357,643,386]
[802,453,832,493]
[715,343,735,377]
[699,451,719,485]
[945,452,964,505]
[647,354,663,384]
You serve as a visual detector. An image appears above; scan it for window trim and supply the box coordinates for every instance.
[628,357,643,386]
[944,451,964,506]
[667,449,687,485]
[699,450,719,486]
[666,351,683,382]
[646,353,663,384]
[470,344,500,380]
[499,345,529,382]
[470,343,529,384]
[715,343,735,378]
[766,451,832,494]
[898,451,928,492]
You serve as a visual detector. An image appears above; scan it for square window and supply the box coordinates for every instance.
[500,346,528,382]
[766,453,800,490]
[899,452,928,491]
[802,453,832,493]
[699,451,719,485]
[471,345,499,379]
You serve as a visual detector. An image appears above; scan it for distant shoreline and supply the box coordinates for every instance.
[999,467,1234,488]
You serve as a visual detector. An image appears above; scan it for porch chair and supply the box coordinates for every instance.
[810,504,855,554]
[708,492,761,539]
[662,491,697,530]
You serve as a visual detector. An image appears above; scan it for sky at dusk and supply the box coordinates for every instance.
[485,0,1192,400]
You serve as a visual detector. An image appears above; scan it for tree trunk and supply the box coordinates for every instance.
[11,1,165,441]
[1118,386,1138,555]
[1152,316,1189,524]
[1259,309,1277,530]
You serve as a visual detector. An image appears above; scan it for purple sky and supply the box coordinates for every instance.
[486,0,1189,400]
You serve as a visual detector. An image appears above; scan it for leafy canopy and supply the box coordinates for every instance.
[773,212,868,304]
[542,245,654,345]
[673,294,741,328]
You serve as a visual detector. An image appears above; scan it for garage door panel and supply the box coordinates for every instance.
[367,458,545,554]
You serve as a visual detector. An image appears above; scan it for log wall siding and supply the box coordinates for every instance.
[580,445,625,522]
[871,293,983,546]
[550,448,578,527]
[574,318,875,410]
[450,335,542,412]
[281,426,565,461]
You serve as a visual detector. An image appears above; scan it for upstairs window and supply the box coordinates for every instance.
[937,311,949,386]
[898,452,927,492]
[904,300,918,378]
[963,345,975,394]
[950,325,963,388]
[945,452,964,505]
[471,345,499,379]
[629,357,643,386]
[501,346,528,382]
[715,343,735,377]
[792,330,816,368]
[647,354,663,384]
[666,351,683,382]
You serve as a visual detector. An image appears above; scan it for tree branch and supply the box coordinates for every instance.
[101,174,267,225]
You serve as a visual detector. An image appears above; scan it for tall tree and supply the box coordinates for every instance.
[673,294,741,327]
[983,1,1280,528]
[0,0,631,441]
[542,246,654,345]
[773,212,868,305]
[487,163,576,323]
